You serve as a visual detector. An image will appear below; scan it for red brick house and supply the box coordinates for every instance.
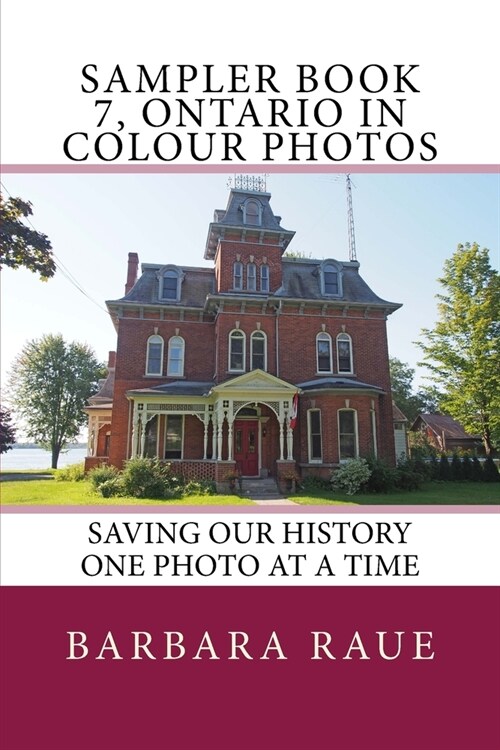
[85,182,401,488]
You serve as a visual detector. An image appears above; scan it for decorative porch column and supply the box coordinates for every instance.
[203,413,210,460]
[286,417,294,460]
[227,417,234,461]
[278,417,285,461]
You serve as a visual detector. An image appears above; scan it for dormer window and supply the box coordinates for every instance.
[320,261,342,297]
[242,198,262,226]
[159,266,183,301]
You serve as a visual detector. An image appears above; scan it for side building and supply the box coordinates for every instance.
[85,183,401,487]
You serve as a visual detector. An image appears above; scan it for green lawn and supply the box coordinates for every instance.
[293,481,500,505]
[0,478,498,505]
[0,480,254,505]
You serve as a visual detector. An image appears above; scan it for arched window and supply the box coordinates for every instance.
[320,261,342,297]
[247,262,257,291]
[242,199,261,226]
[338,409,358,461]
[229,329,245,372]
[260,264,269,292]
[316,332,332,373]
[146,335,164,375]
[159,266,183,301]
[233,261,243,290]
[251,331,266,370]
[337,333,353,373]
[167,336,185,377]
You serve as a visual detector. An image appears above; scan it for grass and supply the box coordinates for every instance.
[0,478,497,506]
[293,481,500,505]
[0,480,254,506]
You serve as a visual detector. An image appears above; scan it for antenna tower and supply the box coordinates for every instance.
[346,174,357,262]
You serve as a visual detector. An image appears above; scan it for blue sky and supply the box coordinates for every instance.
[1,172,498,400]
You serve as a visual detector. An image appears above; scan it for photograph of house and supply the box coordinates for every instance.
[85,177,402,487]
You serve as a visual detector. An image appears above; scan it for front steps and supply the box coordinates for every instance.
[240,477,284,500]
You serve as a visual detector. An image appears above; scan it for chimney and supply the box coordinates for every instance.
[107,351,116,370]
[125,252,139,294]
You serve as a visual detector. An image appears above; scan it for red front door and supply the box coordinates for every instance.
[234,420,259,476]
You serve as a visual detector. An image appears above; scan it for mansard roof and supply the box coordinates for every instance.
[275,258,399,308]
[204,188,295,259]
[108,265,214,308]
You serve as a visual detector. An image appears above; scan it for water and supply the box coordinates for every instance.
[0,448,88,471]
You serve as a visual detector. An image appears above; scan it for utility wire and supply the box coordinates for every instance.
[1,180,111,317]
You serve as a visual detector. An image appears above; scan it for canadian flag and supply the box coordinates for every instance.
[289,392,299,430]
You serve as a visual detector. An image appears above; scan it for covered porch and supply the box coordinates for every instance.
[126,370,299,488]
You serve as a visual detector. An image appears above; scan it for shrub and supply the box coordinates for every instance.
[331,458,371,496]
[471,456,484,482]
[395,469,423,491]
[88,464,120,492]
[54,463,86,482]
[183,479,217,496]
[461,454,473,481]
[121,458,183,499]
[438,454,451,481]
[483,456,500,483]
[365,458,396,493]
[98,477,126,498]
[450,453,464,481]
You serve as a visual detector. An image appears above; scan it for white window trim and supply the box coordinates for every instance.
[316,332,333,374]
[229,329,246,372]
[242,198,262,226]
[247,262,257,291]
[250,330,267,371]
[336,332,353,374]
[338,409,359,462]
[320,260,342,297]
[307,409,323,463]
[164,414,184,460]
[233,261,243,290]
[145,335,164,376]
[167,335,185,377]
[370,408,378,458]
[260,264,270,292]
[159,265,184,302]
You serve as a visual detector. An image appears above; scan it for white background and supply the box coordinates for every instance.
[2,513,499,586]
[1,0,499,165]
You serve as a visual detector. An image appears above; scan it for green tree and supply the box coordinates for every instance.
[0,406,16,453]
[0,194,56,279]
[389,357,437,423]
[9,334,103,468]
[417,243,500,455]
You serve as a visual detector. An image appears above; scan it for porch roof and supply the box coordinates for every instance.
[297,376,385,394]
[127,381,215,398]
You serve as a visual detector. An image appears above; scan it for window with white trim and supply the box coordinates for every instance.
[164,415,183,459]
[307,409,322,462]
[229,330,245,371]
[250,330,266,370]
[316,332,332,373]
[320,261,342,297]
[260,264,269,292]
[338,409,358,460]
[146,335,164,375]
[233,261,243,290]
[337,333,353,373]
[161,269,181,301]
[167,336,185,377]
[247,262,257,291]
[243,199,261,226]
